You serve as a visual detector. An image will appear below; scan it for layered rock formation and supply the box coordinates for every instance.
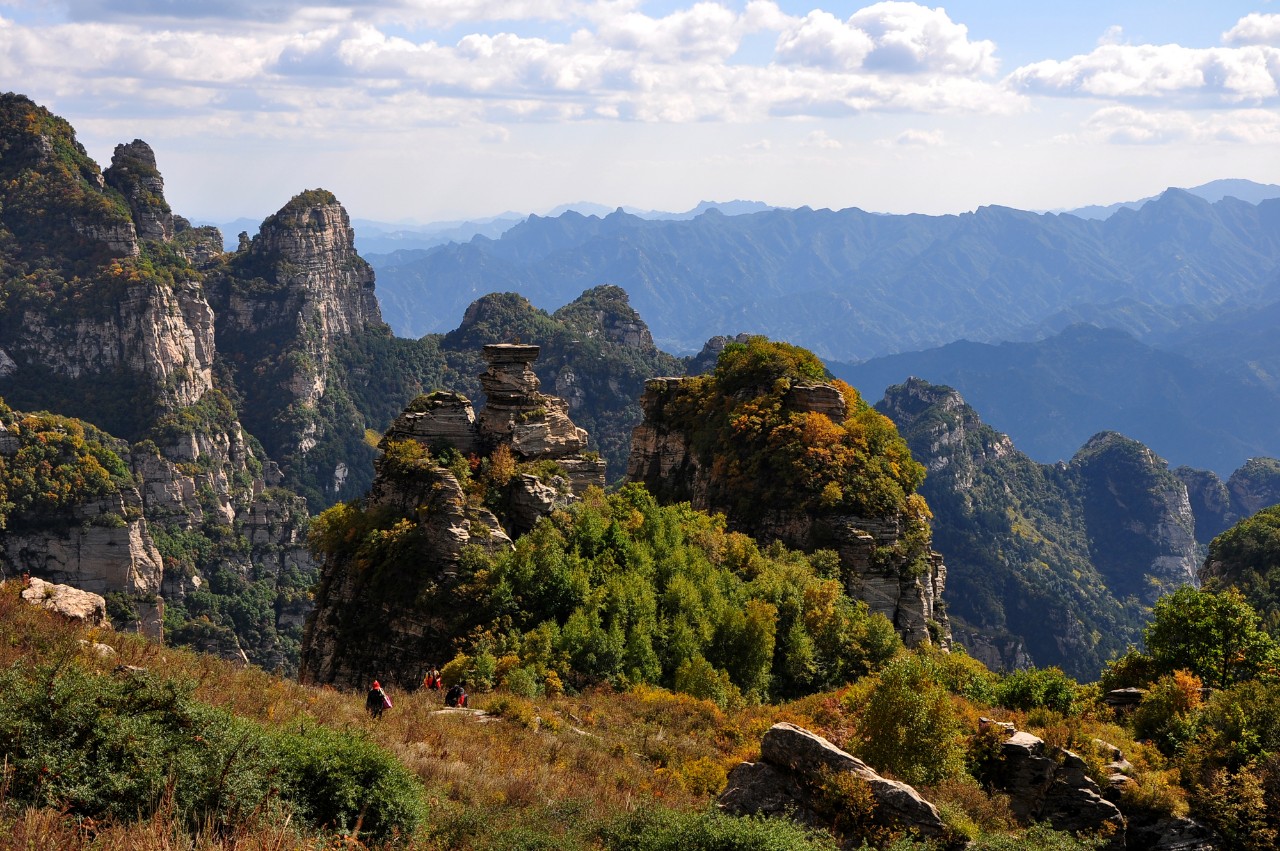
[878,378,1202,679]
[628,371,949,648]
[0,95,324,672]
[300,343,604,690]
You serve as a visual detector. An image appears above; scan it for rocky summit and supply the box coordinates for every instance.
[299,343,605,691]
[626,342,949,650]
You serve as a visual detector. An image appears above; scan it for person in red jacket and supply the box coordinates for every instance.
[365,680,391,719]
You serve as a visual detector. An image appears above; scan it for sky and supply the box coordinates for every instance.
[2,1,1279,223]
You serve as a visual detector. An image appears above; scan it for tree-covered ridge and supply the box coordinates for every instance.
[1203,504,1280,635]
[0,397,134,529]
[877,379,1197,680]
[310,478,904,704]
[658,337,925,523]
[0,92,134,277]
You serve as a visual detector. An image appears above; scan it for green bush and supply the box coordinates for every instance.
[0,662,280,834]
[272,721,427,843]
[0,659,426,843]
[597,805,839,851]
[996,667,1081,715]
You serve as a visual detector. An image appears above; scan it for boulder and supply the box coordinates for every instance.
[19,577,110,628]
[720,722,946,848]
[985,726,1126,849]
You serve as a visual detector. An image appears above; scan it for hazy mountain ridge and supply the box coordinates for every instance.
[831,323,1280,476]
[370,191,1280,357]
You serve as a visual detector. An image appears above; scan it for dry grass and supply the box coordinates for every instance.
[0,582,810,849]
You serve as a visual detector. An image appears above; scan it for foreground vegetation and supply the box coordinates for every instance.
[6,569,1280,851]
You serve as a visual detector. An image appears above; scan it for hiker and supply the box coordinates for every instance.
[366,680,391,719]
[423,665,442,692]
[445,682,468,708]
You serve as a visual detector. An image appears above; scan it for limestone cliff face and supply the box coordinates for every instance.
[878,378,1201,680]
[11,280,215,415]
[103,140,174,244]
[628,375,950,649]
[215,192,380,410]
[1177,457,1280,544]
[0,120,215,425]
[207,190,384,502]
[1072,432,1199,603]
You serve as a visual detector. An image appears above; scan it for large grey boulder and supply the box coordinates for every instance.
[19,577,110,628]
[719,722,946,847]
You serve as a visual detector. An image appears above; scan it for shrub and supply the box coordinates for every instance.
[848,652,967,786]
[1131,670,1203,755]
[597,805,840,851]
[272,721,427,843]
[996,667,1081,715]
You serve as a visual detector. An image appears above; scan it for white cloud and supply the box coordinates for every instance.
[801,129,841,149]
[0,1,1023,133]
[892,127,945,146]
[1097,25,1124,47]
[1010,13,1280,106]
[776,1,996,76]
[1079,105,1280,145]
[1222,13,1280,47]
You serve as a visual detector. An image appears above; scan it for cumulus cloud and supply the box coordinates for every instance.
[1010,13,1280,106]
[0,0,1026,134]
[776,1,996,75]
[1222,13,1280,47]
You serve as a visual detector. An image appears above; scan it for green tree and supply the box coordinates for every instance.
[1144,587,1278,689]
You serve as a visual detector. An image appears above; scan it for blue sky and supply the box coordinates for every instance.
[2,1,1277,223]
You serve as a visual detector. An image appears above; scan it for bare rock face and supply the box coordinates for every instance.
[208,191,383,485]
[10,279,215,416]
[383,391,480,456]
[627,376,948,648]
[479,344,590,458]
[476,344,606,488]
[103,140,175,243]
[720,723,946,848]
[983,726,1126,849]
[20,576,110,628]
[3,482,164,638]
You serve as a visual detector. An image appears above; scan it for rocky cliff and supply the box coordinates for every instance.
[207,189,386,506]
[878,378,1201,679]
[0,95,324,672]
[626,340,949,649]
[1176,457,1280,544]
[300,343,605,690]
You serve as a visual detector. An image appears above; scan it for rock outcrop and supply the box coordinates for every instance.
[627,373,949,648]
[719,723,947,848]
[207,189,387,502]
[18,576,111,629]
[1176,457,1280,544]
[981,723,1126,849]
[300,342,605,690]
[103,140,175,244]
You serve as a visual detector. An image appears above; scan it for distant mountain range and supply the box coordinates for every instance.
[1062,178,1280,220]
[831,323,1280,476]
[365,189,1280,359]
[198,200,779,255]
